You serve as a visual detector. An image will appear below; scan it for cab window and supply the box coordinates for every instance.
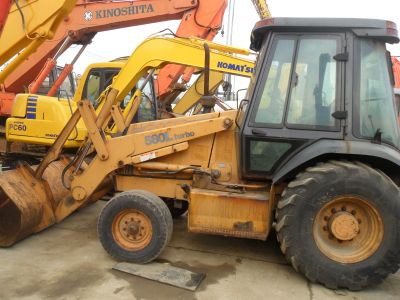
[357,39,400,147]
[286,38,338,128]
[251,35,340,130]
[253,38,295,125]
[85,71,101,104]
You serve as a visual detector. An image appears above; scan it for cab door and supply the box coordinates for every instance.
[240,33,346,179]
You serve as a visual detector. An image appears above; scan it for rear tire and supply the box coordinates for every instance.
[276,160,400,290]
[98,190,173,264]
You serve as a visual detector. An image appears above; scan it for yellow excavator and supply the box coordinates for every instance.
[1,18,400,290]
[4,41,254,157]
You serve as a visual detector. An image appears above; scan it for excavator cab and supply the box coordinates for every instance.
[37,66,76,99]
[239,18,400,181]
[82,66,156,122]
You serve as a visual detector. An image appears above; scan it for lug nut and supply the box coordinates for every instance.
[358,219,362,224]
[351,210,356,215]
[323,226,328,231]
[324,216,329,221]
[331,208,337,213]
[328,234,334,240]
[341,206,346,211]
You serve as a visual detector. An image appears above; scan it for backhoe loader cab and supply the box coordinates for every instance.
[240,18,400,181]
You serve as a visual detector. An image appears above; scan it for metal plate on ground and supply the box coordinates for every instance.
[113,262,206,291]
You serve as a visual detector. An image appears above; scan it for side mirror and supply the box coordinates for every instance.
[235,99,249,128]
[238,99,249,110]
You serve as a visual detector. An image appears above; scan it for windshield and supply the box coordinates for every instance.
[357,39,400,147]
[37,68,75,98]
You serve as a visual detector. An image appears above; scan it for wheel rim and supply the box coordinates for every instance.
[313,195,383,264]
[112,209,153,251]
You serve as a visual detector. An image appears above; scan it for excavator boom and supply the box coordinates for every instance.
[251,0,271,19]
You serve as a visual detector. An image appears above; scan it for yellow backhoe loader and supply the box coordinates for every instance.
[1,18,400,290]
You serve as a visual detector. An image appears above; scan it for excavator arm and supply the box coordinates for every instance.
[251,0,271,19]
[155,0,227,101]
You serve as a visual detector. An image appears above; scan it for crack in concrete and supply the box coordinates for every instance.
[307,281,314,300]
[53,226,88,232]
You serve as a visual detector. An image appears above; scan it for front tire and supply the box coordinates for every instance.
[276,160,400,290]
[98,190,173,264]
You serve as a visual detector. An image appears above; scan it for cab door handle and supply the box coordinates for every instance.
[252,129,267,136]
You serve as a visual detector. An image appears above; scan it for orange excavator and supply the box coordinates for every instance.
[0,0,227,117]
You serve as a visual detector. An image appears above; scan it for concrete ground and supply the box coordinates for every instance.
[0,201,399,300]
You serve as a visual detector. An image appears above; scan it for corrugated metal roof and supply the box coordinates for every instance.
[392,57,400,89]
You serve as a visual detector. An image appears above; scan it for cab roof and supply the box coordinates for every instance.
[250,17,399,51]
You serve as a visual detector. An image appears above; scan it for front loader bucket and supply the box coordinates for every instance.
[0,160,72,247]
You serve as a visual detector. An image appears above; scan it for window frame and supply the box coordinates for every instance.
[248,34,343,132]
[82,68,120,102]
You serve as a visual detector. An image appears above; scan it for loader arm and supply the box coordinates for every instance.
[2,0,227,116]
[37,36,250,215]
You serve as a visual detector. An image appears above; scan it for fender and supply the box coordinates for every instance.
[272,139,400,183]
